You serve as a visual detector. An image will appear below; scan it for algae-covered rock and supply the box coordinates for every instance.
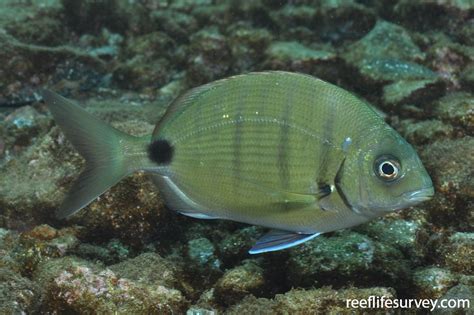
[397,119,454,145]
[227,24,273,73]
[427,33,474,87]
[382,78,445,107]
[214,260,266,306]
[433,284,473,315]
[71,239,130,265]
[218,226,260,265]
[226,287,396,314]
[113,31,179,91]
[269,5,317,30]
[461,63,474,92]
[186,28,232,86]
[264,41,342,81]
[420,137,474,230]
[355,218,428,262]
[0,125,80,226]
[413,267,459,299]
[16,225,79,275]
[287,230,410,289]
[342,20,431,91]
[2,105,52,162]
[360,58,438,82]
[0,267,39,314]
[439,233,474,274]
[432,92,474,134]
[315,1,376,45]
[34,256,188,314]
[150,9,199,42]
[395,0,474,32]
[344,20,425,66]
[225,295,277,315]
[109,252,192,295]
[0,30,104,91]
[61,0,129,34]
[187,237,222,277]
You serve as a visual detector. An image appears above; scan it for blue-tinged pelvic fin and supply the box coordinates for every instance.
[249,230,321,254]
[178,211,220,219]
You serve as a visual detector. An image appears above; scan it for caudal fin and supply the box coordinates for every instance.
[42,90,150,219]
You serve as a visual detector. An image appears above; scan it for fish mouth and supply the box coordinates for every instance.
[401,187,434,204]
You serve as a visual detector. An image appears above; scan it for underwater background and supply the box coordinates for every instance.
[0,0,473,314]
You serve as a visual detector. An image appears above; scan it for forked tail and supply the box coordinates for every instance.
[42,91,152,219]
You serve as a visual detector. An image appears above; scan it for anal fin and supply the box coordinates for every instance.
[249,229,321,254]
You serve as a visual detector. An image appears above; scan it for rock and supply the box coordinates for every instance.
[218,226,260,265]
[112,31,180,91]
[70,171,166,247]
[397,119,454,145]
[395,0,474,32]
[432,92,474,135]
[71,239,130,265]
[315,1,376,45]
[0,0,64,48]
[427,34,474,88]
[214,260,266,305]
[150,9,198,42]
[227,24,273,73]
[109,252,192,295]
[61,0,129,35]
[0,29,104,81]
[460,63,474,91]
[0,229,19,272]
[191,4,234,29]
[186,28,232,86]
[39,260,188,314]
[0,268,39,314]
[226,287,396,314]
[287,230,410,289]
[225,295,277,315]
[3,105,52,158]
[264,41,343,82]
[344,21,425,66]
[355,218,428,263]
[360,58,438,83]
[382,78,445,107]
[274,287,396,314]
[187,237,222,275]
[342,20,431,92]
[439,233,474,274]
[420,137,474,230]
[413,267,459,299]
[433,284,473,315]
[189,288,221,314]
[271,4,316,26]
[13,225,79,276]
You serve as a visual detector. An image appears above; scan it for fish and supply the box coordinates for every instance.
[42,71,434,254]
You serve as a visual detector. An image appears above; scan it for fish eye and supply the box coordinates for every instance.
[374,156,401,182]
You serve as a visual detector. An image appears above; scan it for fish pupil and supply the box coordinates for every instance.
[381,162,395,175]
[148,139,174,164]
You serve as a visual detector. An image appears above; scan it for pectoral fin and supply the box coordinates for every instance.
[249,229,321,254]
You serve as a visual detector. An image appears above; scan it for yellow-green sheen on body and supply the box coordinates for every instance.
[152,72,426,233]
[43,71,434,254]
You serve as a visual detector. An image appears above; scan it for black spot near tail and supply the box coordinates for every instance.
[148,139,174,164]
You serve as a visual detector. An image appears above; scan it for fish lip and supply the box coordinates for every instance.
[401,187,434,203]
